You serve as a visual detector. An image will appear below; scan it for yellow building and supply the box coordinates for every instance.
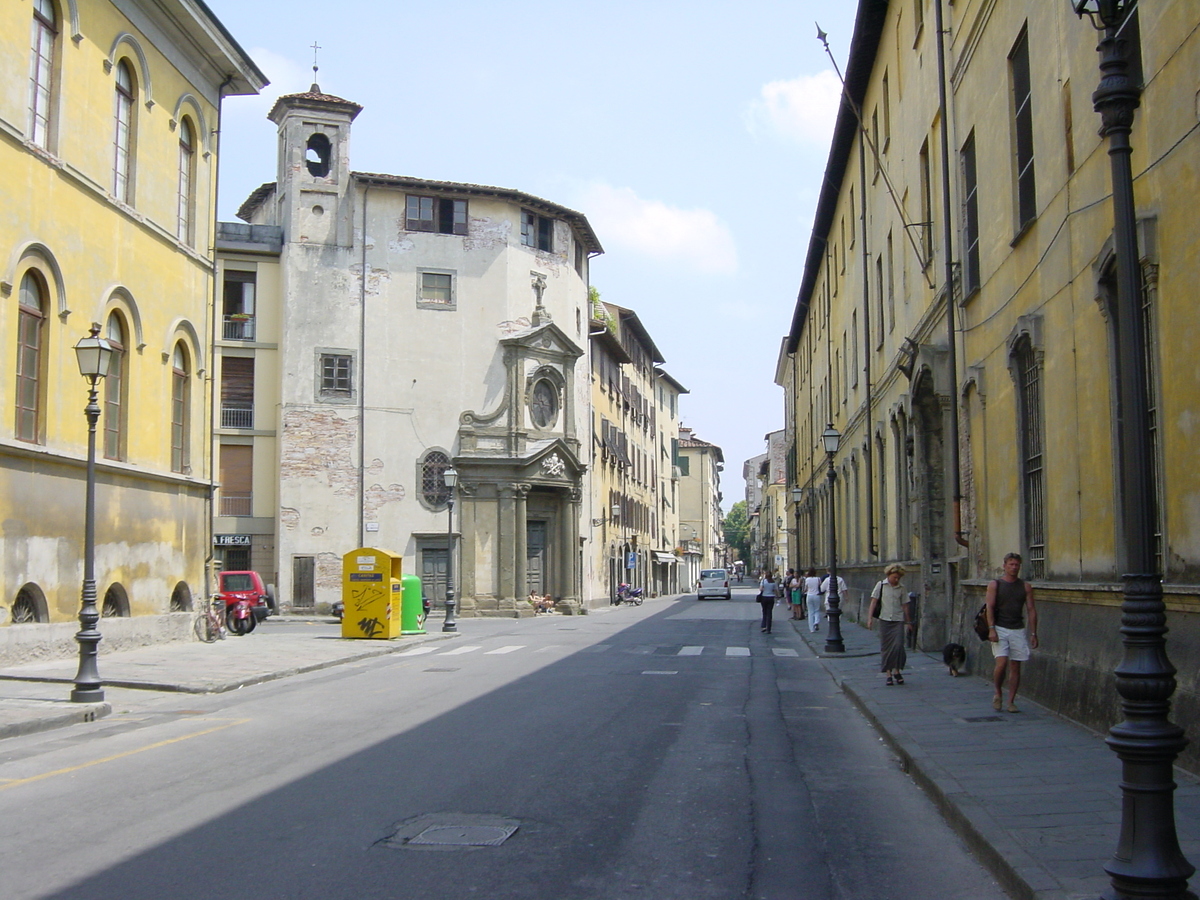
[588,299,686,604]
[0,1,263,658]
[783,1,1200,763]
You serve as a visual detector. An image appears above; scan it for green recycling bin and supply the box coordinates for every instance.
[401,573,426,635]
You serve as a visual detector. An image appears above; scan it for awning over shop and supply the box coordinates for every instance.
[653,552,678,564]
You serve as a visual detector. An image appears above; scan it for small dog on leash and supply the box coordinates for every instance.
[942,642,966,677]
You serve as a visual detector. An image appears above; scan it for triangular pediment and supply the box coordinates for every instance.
[501,322,583,359]
[518,438,585,480]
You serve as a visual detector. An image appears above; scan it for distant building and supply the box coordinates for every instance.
[587,300,685,604]
[0,1,263,656]
[220,85,602,615]
[677,427,724,571]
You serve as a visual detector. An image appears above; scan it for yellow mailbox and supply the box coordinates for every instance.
[341,547,403,639]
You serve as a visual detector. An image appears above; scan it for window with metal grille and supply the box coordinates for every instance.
[220,357,254,429]
[406,195,467,235]
[1010,28,1036,230]
[319,353,353,398]
[1014,336,1045,579]
[421,450,451,509]
[29,0,56,149]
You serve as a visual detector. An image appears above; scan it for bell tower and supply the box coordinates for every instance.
[267,82,362,247]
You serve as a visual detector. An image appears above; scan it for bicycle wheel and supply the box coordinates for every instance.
[194,613,218,643]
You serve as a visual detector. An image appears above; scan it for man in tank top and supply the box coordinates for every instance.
[984,552,1039,713]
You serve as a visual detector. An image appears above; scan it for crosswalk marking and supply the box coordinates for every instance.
[400,642,801,660]
[396,646,439,657]
[582,644,613,653]
[772,648,800,657]
[438,645,482,656]
[726,647,751,657]
[678,646,704,656]
[534,645,562,653]
[484,645,525,655]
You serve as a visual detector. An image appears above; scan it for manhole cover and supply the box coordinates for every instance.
[423,667,460,672]
[961,715,1006,723]
[409,825,517,846]
[381,814,521,852]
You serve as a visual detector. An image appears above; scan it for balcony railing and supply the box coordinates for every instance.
[219,492,252,517]
[222,315,256,341]
[220,406,254,429]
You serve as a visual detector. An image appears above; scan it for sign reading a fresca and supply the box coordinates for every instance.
[342,547,402,639]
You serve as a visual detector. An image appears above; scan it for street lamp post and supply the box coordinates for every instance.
[71,325,115,703]
[1071,3,1194,897]
[822,425,844,654]
[791,487,803,574]
[442,466,458,633]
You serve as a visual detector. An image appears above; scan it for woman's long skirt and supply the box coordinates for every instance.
[879,619,907,672]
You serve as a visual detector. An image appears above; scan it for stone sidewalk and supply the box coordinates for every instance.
[0,619,458,739]
[789,612,1200,900]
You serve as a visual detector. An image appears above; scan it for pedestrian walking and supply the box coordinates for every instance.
[758,571,778,634]
[787,569,803,619]
[985,552,1038,712]
[868,564,912,685]
[820,570,847,613]
[803,568,822,632]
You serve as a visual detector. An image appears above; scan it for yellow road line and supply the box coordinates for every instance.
[0,718,250,792]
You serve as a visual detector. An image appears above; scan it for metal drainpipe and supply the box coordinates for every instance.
[206,74,235,594]
[934,0,968,549]
[860,119,875,559]
[357,185,368,549]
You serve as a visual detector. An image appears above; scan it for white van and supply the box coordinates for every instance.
[697,568,731,601]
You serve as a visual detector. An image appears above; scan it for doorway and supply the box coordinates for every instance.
[421,548,448,608]
[292,556,315,608]
[526,520,547,595]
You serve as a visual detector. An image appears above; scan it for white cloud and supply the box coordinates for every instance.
[744,70,842,148]
[225,49,314,115]
[577,184,738,276]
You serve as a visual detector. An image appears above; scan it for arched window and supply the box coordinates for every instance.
[305,132,331,178]
[177,117,195,243]
[420,450,451,509]
[16,271,47,443]
[11,583,48,624]
[29,0,57,148]
[113,60,136,203]
[171,343,190,473]
[103,313,126,460]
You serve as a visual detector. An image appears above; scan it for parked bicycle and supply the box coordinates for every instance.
[193,596,227,643]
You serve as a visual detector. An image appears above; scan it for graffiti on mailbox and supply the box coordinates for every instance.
[357,616,383,638]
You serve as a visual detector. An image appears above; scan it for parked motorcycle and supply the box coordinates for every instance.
[225,597,257,635]
[615,583,644,606]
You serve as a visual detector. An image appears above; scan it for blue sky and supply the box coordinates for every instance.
[204,0,858,511]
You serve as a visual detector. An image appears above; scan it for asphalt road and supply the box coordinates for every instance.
[1,589,1008,900]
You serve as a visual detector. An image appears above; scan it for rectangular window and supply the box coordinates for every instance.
[171,369,189,473]
[882,72,891,151]
[871,108,880,179]
[29,0,56,149]
[521,210,554,252]
[319,353,354,399]
[919,139,933,267]
[875,255,885,347]
[1010,28,1036,230]
[1015,338,1045,579]
[961,131,981,295]
[16,305,43,443]
[405,195,467,235]
[222,271,256,341]
[418,270,455,309]
[887,230,896,332]
[220,357,255,429]
[219,444,253,516]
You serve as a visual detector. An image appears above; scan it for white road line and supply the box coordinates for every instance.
[582,644,613,653]
[484,645,525,655]
[396,646,439,657]
[534,645,562,653]
[772,648,800,657]
[438,645,482,656]
[725,646,751,657]
[642,671,678,675]
[677,646,704,656]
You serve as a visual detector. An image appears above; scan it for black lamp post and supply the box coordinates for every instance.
[822,425,844,654]
[1071,3,1194,898]
[442,466,458,633]
[71,324,115,703]
[791,487,803,573]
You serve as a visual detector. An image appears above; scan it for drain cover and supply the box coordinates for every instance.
[381,814,521,852]
[409,825,517,847]
[961,715,1006,723]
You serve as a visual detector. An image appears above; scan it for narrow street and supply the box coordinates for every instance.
[0,591,1005,900]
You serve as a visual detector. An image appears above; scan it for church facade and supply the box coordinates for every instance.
[221,85,602,615]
